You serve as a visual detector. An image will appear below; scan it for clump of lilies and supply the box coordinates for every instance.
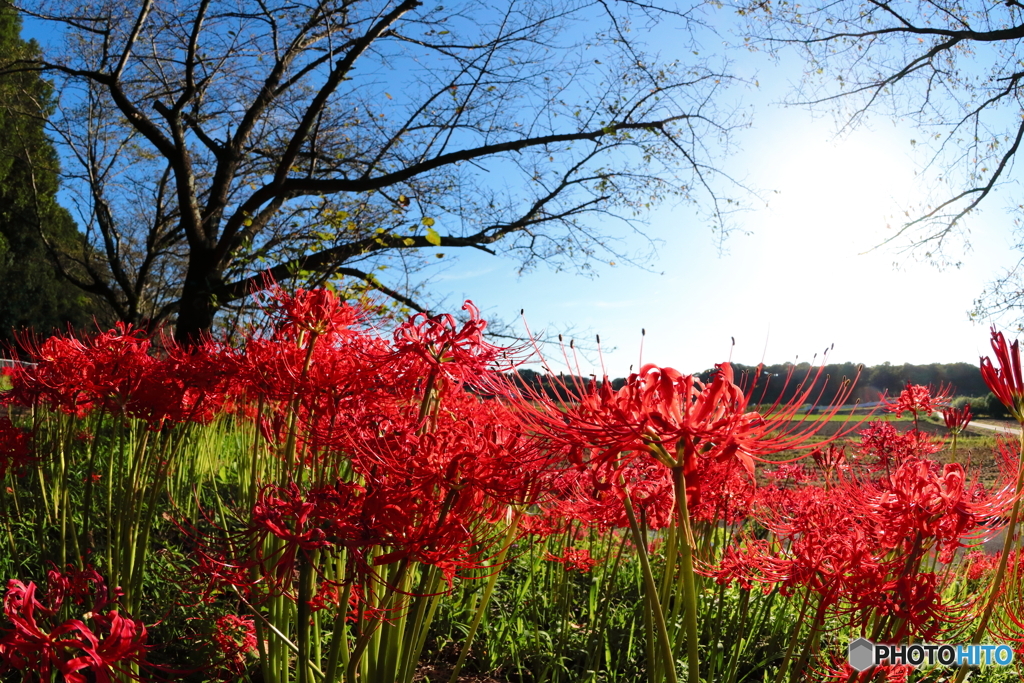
[0,291,1022,682]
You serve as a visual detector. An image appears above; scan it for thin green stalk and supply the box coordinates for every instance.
[398,565,443,683]
[623,492,678,683]
[375,562,413,683]
[582,530,630,674]
[724,588,751,683]
[447,512,522,683]
[671,465,700,683]
[324,575,354,683]
[346,560,409,683]
[789,588,833,683]
[233,585,325,681]
[772,585,815,683]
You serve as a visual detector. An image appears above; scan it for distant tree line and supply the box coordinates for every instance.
[512,361,991,408]
[707,361,990,408]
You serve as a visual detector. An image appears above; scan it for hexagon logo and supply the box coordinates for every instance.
[848,638,875,672]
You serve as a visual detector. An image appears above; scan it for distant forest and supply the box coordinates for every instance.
[513,362,989,406]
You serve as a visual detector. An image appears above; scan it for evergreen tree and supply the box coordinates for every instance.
[0,7,100,348]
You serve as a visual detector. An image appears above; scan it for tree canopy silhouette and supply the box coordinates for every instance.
[0,5,103,347]
[8,0,748,342]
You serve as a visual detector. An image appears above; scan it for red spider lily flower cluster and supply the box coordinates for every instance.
[811,444,849,488]
[210,615,257,680]
[388,301,518,383]
[0,568,148,682]
[6,326,245,429]
[124,290,562,617]
[883,382,951,420]
[12,288,1017,676]
[706,420,1013,643]
[545,548,600,573]
[0,416,33,479]
[981,326,1024,422]
[856,422,941,474]
[943,403,973,434]
[517,361,859,518]
[764,463,814,485]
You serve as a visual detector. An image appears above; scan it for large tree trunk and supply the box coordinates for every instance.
[174,255,222,345]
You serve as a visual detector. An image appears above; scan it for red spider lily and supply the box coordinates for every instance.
[811,444,849,488]
[857,422,941,473]
[687,455,756,525]
[706,538,777,591]
[249,481,368,586]
[267,286,362,339]
[348,390,555,506]
[853,572,952,641]
[0,417,33,479]
[385,301,521,389]
[186,553,259,603]
[0,570,148,682]
[963,550,1006,581]
[210,615,257,680]
[516,512,567,539]
[981,326,1024,422]
[764,463,814,485]
[883,382,951,420]
[518,361,858,511]
[8,324,156,419]
[537,458,676,531]
[815,657,914,683]
[127,336,245,429]
[707,487,885,601]
[6,335,93,417]
[943,403,973,434]
[545,548,599,573]
[860,458,990,555]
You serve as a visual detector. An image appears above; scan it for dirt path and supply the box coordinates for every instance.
[967,420,1021,436]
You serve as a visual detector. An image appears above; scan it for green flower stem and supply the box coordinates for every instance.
[297,551,318,683]
[447,510,523,683]
[582,531,630,674]
[773,585,814,683]
[398,566,444,683]
[323,577,353,683]
[671,465,701,683]
[623,491,679,683]
[376,562,414,683]
[347,560,409,683]
[954,428,1024,683]
[233,584,325,681]
[723,588,751,683]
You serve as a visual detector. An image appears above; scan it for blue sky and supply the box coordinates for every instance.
[20,6,1021,377]
[420,45,1018,376]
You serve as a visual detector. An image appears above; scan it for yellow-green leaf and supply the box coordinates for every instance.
[425,227,441,246]
[421,216,435,227]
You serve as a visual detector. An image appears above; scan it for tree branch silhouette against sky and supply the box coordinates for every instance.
[12,0,1024,372]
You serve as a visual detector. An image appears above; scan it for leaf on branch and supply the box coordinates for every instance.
[425,228,442,246]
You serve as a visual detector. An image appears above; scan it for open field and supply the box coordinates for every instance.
[1,297,1022,683]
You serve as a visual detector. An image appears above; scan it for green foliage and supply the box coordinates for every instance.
[951,395,974,411]
[984,392,1010,419]
[0,7,100,345]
